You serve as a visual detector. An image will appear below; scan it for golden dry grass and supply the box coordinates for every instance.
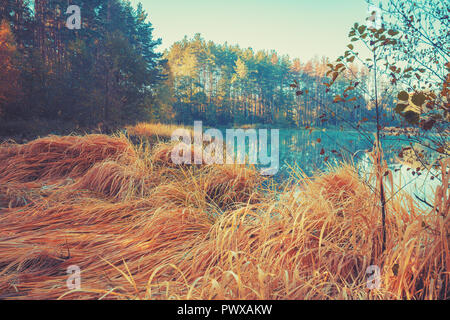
[126,122,192,140]
[0,133,448,300]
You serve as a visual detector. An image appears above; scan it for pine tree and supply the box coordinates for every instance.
[0,20,21,119]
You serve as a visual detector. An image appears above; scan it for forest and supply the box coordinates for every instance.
[162,34,390,127]
[1,0,164,130]
[1,0,403,134]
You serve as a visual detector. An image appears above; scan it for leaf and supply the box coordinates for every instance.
[320,148,325,155]
[411,92,426,106]
[347,44,354,50]
[358,25,367,34]
[317,138,321,143]
[324,156,329,162]
[395,103,408,113]
[404,111,420,124]
[344,86,355,93]
[331,72,339,82]
[333,95,343,103]
[404,67,413,73]
[397,91,409,101]
[388,29,399,36]
[347,56,355,63]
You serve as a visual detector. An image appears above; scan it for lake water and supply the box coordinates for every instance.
[276,128,403,175]
[256,128,441,208]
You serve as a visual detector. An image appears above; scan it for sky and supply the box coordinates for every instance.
[129,0,371,62]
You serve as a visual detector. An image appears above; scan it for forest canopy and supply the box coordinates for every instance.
[0,0,164,127]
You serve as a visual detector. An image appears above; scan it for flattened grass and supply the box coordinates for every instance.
[0,133,447,300]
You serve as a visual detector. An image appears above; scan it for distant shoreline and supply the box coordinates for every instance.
[0,118,436,144]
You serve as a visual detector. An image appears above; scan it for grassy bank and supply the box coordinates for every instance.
[126,122,193,140]
[0,130,448,299]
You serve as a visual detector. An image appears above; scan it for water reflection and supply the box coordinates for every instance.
[217,127,440,206]
[273,129,441,208]
[277,129,407,176]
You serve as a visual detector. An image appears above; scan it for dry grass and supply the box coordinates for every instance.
[126,122,192,140]
[0,133,448,300]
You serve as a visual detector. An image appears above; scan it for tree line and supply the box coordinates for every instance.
[162,33,400,128]
[3,0,441,134]
[0,0,164,128]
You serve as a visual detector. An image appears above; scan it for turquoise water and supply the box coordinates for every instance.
[189,127,442,207]
[276,128,402,175]
[234,128,441,208]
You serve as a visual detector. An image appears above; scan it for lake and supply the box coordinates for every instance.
[258,128,441,208]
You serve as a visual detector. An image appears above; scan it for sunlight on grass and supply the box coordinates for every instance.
[0,133,448,300]
[126,122,192,140]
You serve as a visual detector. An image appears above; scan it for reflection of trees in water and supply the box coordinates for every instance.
[221,128,414,178]
[278,129,412,176]
[280,130,324,175]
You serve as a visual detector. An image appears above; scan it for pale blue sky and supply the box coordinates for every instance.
[130,0,370,61]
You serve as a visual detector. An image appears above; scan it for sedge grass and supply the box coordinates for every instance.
[0,133,447,300]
